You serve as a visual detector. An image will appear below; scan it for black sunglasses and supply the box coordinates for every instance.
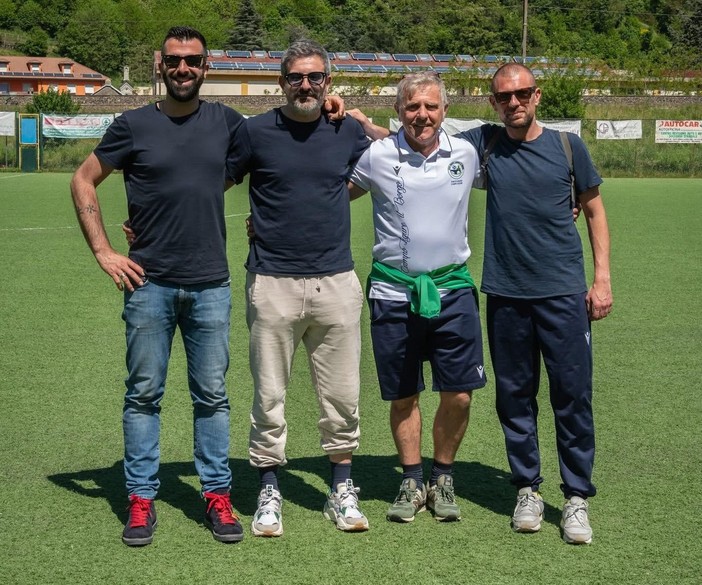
[284,72,326,87]
[492,86,536,104]
[161,54,206,69]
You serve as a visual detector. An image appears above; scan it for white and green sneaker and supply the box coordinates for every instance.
[427,474,461,521]
[561,496,593,544]
[251,485,283,537]
[387,478,427,522]
[323,479,369,532]
[511,487,544,532]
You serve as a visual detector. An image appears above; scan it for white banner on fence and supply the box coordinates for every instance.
[596,120,642,140]
[655,120,702,144]
[0,111,15,137]
[538,119,582,136]
[42,114,115,138]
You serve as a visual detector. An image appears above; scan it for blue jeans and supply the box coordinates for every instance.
[121,277,232,499]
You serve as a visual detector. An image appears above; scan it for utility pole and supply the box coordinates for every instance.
[521,0,528,63]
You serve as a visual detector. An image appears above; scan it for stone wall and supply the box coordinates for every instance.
[2,93,702,113]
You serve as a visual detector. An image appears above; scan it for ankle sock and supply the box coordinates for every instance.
[429,460,453,487]
[259,466,279,491]
[330,461,352,489]
[402,462,424,489]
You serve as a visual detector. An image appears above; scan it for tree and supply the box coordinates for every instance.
[17,27,49,57]
[227,0,265,50]
[0,0,16,29]
[26,88,80,115]
[57,0,127,78]
[16,0,43,32]
[538,71,586,119]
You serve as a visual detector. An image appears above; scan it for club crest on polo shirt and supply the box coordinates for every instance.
[448,161,464,184]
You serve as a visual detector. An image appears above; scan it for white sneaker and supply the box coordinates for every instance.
[323,479,369,532]
[511,487,544,532]
[251,485,283,537]
[561,496,593,544]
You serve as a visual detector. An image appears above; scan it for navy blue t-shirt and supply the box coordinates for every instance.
[229,108,369,276]
[94,101,245,284]
[461,125,602,298]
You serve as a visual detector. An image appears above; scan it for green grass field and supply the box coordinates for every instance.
[0,174,700,584]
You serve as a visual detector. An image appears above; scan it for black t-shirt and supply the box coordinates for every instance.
[95,101,245,284]
[229,108,369,276]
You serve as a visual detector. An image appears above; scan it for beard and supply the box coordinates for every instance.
[287,89,325,116]
[163,71,204,103]
[502,109,534,129]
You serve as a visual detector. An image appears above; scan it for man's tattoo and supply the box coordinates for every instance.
[77,204,98,215]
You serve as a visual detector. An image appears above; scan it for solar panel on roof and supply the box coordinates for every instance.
[456,54,474,62]
[252,50,267,58]
[385,65,409,72]
[431,66,451,73]
[335,52,351,60]
[226,50,251,58]
[210,61,235,69]
[268,51,284,59]
[209,50,224,57]
[393,54,418,62]
[417,54,432,61]
[432,54,454,62]
[368,65,387,73]
[333,64,363,72]
[237,62,263,70]
[376,53,392,61]
[351,52,376,61]
[261,63,279,70]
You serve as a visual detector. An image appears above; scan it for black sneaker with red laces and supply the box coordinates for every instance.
[122,495,157,546]
[204,491,244,543]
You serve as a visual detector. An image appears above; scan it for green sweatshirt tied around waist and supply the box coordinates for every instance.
[368,260,475,318]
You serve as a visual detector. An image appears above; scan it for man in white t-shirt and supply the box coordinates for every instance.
[348,72,486,523]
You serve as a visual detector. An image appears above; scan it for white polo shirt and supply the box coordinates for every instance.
[350,128,480,301]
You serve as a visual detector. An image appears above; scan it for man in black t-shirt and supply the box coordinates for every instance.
[70,26,244,547]
[228,39,370,537]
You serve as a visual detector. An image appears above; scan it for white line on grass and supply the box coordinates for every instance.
[0,213,250,232]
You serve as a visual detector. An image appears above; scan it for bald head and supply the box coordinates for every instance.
[491,63,536,93]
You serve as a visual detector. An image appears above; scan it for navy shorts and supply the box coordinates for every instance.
[369,288,487,401]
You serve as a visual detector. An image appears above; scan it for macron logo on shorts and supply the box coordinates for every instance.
[585,332,591,346]
[477,365,484,378]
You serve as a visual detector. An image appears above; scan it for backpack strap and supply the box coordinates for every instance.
[559,131,576,208]
[479,127,503,188]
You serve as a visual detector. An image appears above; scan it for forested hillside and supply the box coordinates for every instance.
[0,0,700,82]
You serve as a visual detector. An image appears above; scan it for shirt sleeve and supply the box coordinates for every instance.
[93,113,133,170]
[569,133,603,193]
[349,145,372,191]
[226,114,252,184]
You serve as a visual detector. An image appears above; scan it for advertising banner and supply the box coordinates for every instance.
[42,114,114,138]
[596,120,643,140]
[655,120,702,143]
[0,111,15,137]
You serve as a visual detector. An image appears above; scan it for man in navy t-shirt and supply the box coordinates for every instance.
[228,39,370,537]
[461,64,613,545]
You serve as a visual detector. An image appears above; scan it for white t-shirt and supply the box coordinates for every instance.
[350,128,480,301]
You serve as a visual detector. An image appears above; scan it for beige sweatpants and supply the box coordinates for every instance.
[246,270,364,467]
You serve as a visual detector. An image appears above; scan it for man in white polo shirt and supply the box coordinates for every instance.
[348,72,486,523]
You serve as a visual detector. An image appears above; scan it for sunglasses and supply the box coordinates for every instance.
[492,86,537,104]
[161,54,206,69]
[284,72,326,87]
